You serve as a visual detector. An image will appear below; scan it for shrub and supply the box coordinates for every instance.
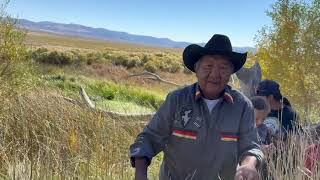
[31,48,185,74]
[32,49,89,66]
[88,81,117,100]
[126,55,141,68]
[112,54,129,67]
[33,51,71,65]
[141,54,150,64]
[0,3,29,99]
[86,52,106,65]
[144,61,158,73]
[32,47,49,57]
[70,50,86,65]
[168,62,181,73]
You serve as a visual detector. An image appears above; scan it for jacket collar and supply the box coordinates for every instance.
[195,83,234,104]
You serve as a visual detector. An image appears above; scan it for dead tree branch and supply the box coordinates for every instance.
[79,87,155,120]
[128,71,182,86]
[80,86,95,109]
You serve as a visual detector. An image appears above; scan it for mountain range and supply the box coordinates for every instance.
[17,19,256,52]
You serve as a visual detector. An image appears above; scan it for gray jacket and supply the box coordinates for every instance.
[130,83,263,180]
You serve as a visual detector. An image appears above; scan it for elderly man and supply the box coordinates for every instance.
[130,34,263,180]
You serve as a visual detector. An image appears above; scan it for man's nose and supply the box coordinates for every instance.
[208,67,220,78]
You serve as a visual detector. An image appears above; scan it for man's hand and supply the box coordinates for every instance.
[235,156,259,180]
[135,157,148,180]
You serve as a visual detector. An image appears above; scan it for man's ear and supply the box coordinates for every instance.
[195,71,200,79]
[194,64,198,72]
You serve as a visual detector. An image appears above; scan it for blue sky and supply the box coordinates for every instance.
[6,0,276,47]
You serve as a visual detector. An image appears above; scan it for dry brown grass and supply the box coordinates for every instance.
[1,89,320,179]
[0,88,164,179]
[263,130,320,180]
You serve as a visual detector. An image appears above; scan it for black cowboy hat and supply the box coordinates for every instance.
[183,34,247,73]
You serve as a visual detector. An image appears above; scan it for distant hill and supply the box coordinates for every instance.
[17,19,256,52]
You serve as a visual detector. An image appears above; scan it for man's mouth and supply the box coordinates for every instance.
[207,80,220,85]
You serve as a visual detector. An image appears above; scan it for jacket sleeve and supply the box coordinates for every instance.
[238,101,264,168]
[129,92,176,167]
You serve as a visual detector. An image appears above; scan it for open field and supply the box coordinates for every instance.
[25,30,183,54]
[1,26,319,179]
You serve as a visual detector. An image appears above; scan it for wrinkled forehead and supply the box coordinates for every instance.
[199,54,231,65]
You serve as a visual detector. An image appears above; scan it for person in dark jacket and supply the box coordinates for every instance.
[256,80,299,140]
[130,34,263,180]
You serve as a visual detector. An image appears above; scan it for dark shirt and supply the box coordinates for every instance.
[268,105,298,133]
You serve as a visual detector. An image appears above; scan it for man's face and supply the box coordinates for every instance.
[195,55,233,99]
[266,95,274,104]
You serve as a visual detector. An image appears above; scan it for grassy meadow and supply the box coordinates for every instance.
[0,27,319,180]
[0,28,194,179]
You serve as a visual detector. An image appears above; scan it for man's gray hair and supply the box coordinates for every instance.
[194,58,202,72]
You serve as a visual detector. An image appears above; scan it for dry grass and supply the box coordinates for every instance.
[1,90,320,179]
[1,61,318,179]
[1,27,318,179]
[0,88,163,179]
[263,130,320,180]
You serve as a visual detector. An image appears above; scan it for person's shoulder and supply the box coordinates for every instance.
[228,86,252,107]
[283,105,298,116]
[283,105,294,112]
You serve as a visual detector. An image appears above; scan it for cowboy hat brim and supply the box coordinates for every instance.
[183,44,247,73]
